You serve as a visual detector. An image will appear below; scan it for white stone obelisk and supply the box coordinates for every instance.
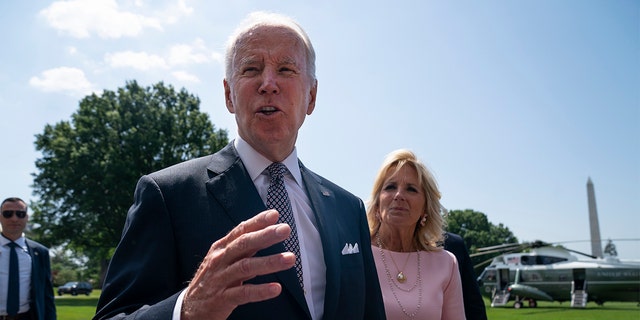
[586,177,603,258]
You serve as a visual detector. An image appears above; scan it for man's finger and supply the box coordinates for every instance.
[223,282,283,306]
[216,209,280,248]
[229,251,296,284]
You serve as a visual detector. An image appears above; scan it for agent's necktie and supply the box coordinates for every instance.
[7,242,19,316]
[266,162,303,289]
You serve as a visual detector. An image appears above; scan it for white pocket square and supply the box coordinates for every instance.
[341,243,359,255]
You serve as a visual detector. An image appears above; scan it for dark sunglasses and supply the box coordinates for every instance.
[2,210,27,219]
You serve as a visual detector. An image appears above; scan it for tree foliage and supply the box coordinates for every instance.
[30,81,228,281]
[50,247,90,287]
[445,209,518,271]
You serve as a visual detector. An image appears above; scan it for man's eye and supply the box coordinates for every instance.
[279,67,297,74]
[242,67,259,75]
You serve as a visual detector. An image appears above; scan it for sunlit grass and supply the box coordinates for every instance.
[54,290,639,320]
[485,297,640,320]
[55,289,100,320]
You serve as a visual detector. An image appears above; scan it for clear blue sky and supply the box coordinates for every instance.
[1,0,638,259]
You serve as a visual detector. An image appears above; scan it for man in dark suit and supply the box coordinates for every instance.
[444,232,487,320]
[1,197,56,320]
[94,11,385,320]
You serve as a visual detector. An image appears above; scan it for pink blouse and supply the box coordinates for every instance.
[371,246,466,320]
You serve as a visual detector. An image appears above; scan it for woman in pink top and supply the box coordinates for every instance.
[367,149,466,320]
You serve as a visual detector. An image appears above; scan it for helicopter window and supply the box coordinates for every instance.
[482,269,496,281]
[522,255,568,265]
[521,255,534,265]
[524,272,543,281]
[538,256,568,265]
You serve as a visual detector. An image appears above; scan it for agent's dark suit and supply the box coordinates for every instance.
[95,143,385,320]
[444,232,487,320]
[26,239,57,320]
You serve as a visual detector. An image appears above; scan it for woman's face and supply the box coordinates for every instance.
[378,165,426,230]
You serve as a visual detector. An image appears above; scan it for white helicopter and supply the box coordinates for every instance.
[475,240,640,308]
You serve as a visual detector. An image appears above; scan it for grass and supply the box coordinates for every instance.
[55,289,100,320]
[484,297,640,320]
[55,290,639,320]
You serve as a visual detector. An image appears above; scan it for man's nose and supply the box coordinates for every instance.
[258,69,279,94]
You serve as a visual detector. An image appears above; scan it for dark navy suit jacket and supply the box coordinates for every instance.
[444,232,487,320]
[94,143,385,319]
[25,239,56,320]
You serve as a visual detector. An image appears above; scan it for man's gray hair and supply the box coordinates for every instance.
[224,11,316,82]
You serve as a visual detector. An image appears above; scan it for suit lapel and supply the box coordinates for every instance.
[205,145,264,225]
[300,165,340,319]
[204,144,310,317]
[26,240,35,274]
[26,240,40,306]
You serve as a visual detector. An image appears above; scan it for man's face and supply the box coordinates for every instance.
[224,26,317,161]
[0,201,28,236]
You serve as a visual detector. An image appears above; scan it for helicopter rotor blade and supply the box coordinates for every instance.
[563,248,597,259]
[470,246,524,257]
[474,255,498,270]
[475,242,523,252]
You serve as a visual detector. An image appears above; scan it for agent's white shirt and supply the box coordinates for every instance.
[0,234,32,315]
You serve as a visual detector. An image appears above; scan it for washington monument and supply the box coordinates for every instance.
[586,177,603,258]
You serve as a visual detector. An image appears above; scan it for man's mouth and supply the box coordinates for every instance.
[259,106,278,115]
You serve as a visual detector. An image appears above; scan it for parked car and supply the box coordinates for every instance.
[57,281,93,296]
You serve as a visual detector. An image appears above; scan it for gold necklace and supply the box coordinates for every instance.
[388,250,411,283]
[377,234,412,283]
[376,233,423,318]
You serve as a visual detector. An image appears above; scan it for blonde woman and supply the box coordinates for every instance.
[368,149,465,319]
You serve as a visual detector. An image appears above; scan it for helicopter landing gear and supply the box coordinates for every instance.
[513,297,538,308]
[513,296,524,309]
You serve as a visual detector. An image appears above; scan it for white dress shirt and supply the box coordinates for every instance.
[234,137,326,320]
[0,234,32,315]
[173,138,326,319]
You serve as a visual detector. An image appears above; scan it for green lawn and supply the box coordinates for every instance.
[55,291,639,320]
[55,290,100,320]
[485,297,640,320]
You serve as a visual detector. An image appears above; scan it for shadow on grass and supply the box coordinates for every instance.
[55,297,99,307]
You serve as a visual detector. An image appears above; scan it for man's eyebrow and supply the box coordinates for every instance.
[235,55,301,70]
[236,55,261,67]
[278,56,298,65]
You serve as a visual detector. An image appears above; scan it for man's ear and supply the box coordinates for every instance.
[224,79,235,113]
[306,79,318,115]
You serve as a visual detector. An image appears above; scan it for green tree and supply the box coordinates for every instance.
[30,81,228,285]
[445,209,518,272]
[50,247,90,287]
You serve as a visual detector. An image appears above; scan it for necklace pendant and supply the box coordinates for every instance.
[396,271,407,283]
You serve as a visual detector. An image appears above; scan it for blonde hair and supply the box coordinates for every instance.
[367,149,445,251]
